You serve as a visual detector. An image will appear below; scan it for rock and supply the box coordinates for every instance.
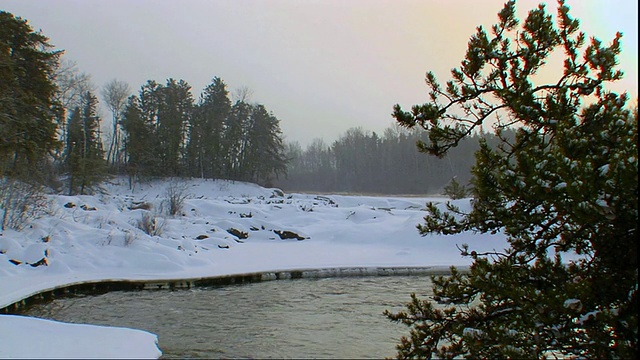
[195,234,209,240]
[226,228,248,240]
[29,257,48,267]
[271,188,285,198]
[64,202,76,208]
[273,230,307,241]
[129,201,152,210]
[314,195,337,207]
[9,256,49,267]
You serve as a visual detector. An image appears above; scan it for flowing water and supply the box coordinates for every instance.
[23,275,435,359]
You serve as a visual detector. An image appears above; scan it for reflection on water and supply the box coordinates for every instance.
[24,276,434,359]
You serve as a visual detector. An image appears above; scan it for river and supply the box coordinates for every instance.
[23,275,435,358]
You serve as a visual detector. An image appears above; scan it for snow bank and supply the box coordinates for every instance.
[0,315,161,359]
[0,177,508,358]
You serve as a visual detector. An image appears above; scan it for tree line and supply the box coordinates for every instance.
[69,77,288,192]
[1,10,287,195]
[1,9,494,198]
[118,77,286,185]
[276,126,507,195]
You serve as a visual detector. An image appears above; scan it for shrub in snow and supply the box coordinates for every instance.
[161,181,189,216]
[136,211,164,236]
[0,179,50,231]
[124,230,136,247]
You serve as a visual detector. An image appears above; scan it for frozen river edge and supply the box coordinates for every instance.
[1,266,466,359]
[1,265,464,313]
[0,178,497,358]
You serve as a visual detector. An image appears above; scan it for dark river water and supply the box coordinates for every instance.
[23,275,435,359]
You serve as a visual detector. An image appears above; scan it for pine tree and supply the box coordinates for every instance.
[223,99,251,180]
[243,104,287,185]
[0,11,61,182]
[121,79,193,178]
[385,1,637,358]
[187,77,231,178]
[121,95,155,181]
[156,78,192,176]
[64,91,106,195]
[442,177,467,200]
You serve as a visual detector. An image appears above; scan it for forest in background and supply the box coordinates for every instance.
[1,9,500,197]
[276,126,507,195]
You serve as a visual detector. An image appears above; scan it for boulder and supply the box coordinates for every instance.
[273,230,307,241]
[226,228,248,240]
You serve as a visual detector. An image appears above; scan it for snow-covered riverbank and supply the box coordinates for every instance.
[0,178,507,358]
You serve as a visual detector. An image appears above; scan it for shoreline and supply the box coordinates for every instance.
[2,265,467,314]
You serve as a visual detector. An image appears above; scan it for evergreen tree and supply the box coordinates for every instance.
[157,79,193,176]
[121,95,156,181]
[223,99,251,179]
[243,104,287,185]
[64,91,106,195]
[332,127,366,192]
[121,79,193,178]
[187,77,231,178]
[385,1,637,358]
[303,138,336,191]
[156,78,192,176]
[279,138,336,192]
[0,11,61,181]
[442,177,468,200]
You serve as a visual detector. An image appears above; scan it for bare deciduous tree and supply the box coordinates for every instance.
[101,79,131,172]
[0,178,50,231]
[232,86,253,104]
[54,58,94,145]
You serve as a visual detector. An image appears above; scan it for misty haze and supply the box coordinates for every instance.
[1,0,637,359]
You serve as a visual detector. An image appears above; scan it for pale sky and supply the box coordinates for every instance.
[2,0,638,146]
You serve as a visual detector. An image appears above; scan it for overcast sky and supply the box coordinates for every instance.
[2,0,638,146]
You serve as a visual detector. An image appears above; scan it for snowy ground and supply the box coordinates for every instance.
[0,177,508,358]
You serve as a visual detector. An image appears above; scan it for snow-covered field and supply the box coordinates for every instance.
[0,178,508,358]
